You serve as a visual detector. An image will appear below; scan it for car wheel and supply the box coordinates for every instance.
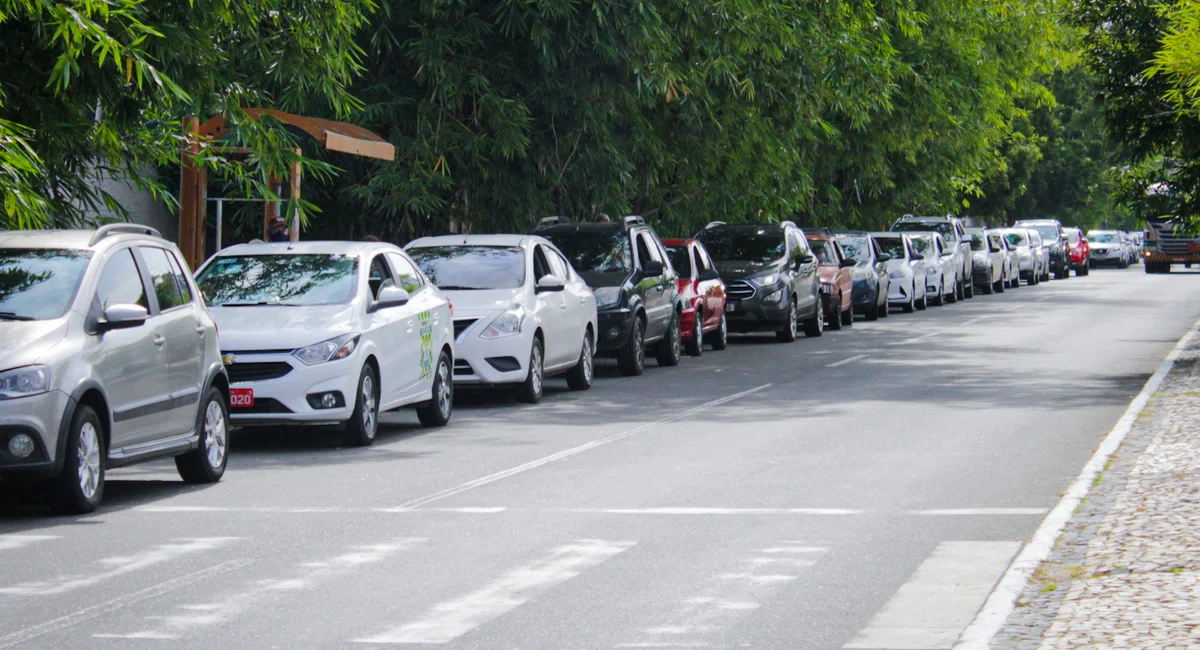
[417,351,453,427]
[344,364,381,446]
[777,298,800,342]
[565,331,594,391]
[841,301,853,327]
[947,281,958,304]
[931,282,944,306]
[708,312,729,351]
[994,276,1004,293]
[176,387,228,484]
[865,289,880,321]
[903,289,915,313]
[916,288,928,310]
[826,296,843,331]
[656,311,683,367]
[802,301,823,338]
[1080,264,1090,276]
[964,278,974,299]
[617,317,646,376]
[880,298,889,318]
[685,311,703,357]
[515,338,544,404]
[47,405,105,514]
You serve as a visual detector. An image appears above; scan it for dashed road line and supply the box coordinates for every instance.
[909,508,1049,516]
[0,535,59,552]
[826,354,868,368]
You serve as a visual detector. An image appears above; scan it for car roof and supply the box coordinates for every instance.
[702,223,788,234]
[407,234,532,248]
[212,241,394,257]
[534,222,631,235]
[1015,219,1060,225]
[0,228,165,251]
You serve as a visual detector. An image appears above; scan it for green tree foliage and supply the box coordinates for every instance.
[307,0,1066,240]
[0,0,374,230]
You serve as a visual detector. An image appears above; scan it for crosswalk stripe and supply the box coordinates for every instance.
[0,537,239,596]
[619,544,826,648]
[94,538,423,640]
[355,539,634,644]
[843,541,1021,650]
[0,535,59,552]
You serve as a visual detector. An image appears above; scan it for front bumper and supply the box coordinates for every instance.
[452,325,531,386]
[851,279,877,309]
[595,307,636,353]
[226,353,360,426]
[725,288,790,332]
[0,390,70,479]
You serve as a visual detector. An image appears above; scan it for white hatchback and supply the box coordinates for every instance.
[406,235,597,404]
[195,241,455,446]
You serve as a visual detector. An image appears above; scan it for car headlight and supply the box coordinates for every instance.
[0,365,51,400]
[888,269,906,279]
[292,334,360,366]
[751,273,779,287]
[592,287,622,308]
[481,306,526,339]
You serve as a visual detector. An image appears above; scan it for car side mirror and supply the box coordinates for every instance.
[911,253,924,261]
[800,254,815,264]
[368,286,410,313]
[698,268,721,282]
[877,253,892,262]
[536,275,566,293]
[98,304,148,332]
[839,258,856,268]
[990,245,1002,252]
[642,260,665,277]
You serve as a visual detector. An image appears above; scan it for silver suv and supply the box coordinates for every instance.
[0,225,229,513]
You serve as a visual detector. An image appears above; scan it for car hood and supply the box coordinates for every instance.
[887,259,912,272]
[818,266,837,283]
[0,319,69,370]
[578,271,631,290]
[443,288,523,319]
[709,261,781,281]
[211,304,358,351]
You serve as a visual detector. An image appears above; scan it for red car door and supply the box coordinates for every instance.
[694,243,725,330]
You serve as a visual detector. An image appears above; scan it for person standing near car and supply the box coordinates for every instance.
[268,215,289,242]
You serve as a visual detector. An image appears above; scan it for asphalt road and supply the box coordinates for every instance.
[2,264,1199,650]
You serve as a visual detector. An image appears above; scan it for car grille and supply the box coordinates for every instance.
[226,362,293,384]
[1161,240,1190,254]
[454,359,474,376]
[230,398,292,414]
[453,319,478,340]
[726,280,756,301]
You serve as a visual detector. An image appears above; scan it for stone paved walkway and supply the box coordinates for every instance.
[994,337,1200,650]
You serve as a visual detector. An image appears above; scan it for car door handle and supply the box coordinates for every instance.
[195,325,206,336]
[406,319,415,333]
[153,335,165,347]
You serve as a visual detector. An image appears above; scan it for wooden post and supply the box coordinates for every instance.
[178,117,201,268]
[289,149,301,242]
[264,175,281,240]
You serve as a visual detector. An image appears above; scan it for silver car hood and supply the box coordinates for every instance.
[0,318,69,371]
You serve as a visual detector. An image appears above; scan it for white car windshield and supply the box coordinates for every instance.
[197,254,359,306]
[0,249,93,320]
[1089,233,1118,244]
[874,237,905,259]
[409,246,526,290]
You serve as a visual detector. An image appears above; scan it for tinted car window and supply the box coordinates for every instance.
[139,247,184,311]
[1004,231,1027,246]
[698,229,786,264]
[874,237,905,259]
[808,240,837,265]
[665,245,692,278]
[96,249,148,312]
[910,236,934,256]
[968,234,987,251]
[1088,232,1118,244]
[164,250,193,303]
[543,231,633,274]
[409,246,526,291]
[1028,225,1059,241]
[1063,230,1080,244]
[197,254,358,306]
[386,252,424,293]
[837,237,868,262]
[0,249,93,320]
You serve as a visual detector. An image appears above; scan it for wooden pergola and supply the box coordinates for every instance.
[177,108,395,269]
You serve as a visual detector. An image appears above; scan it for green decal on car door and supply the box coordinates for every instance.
[418,310,434,379]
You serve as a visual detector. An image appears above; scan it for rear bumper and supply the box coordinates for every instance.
[1145,251,1200,265]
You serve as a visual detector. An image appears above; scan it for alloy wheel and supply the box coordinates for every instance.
[436,359,452,418]
[361,373,378,439]
[582,336,594,383]
[77,422,101,499]
[531,344,544,396]
[204,399,227,469]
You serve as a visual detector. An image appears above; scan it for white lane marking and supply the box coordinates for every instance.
[845,541,1021,649]
[585,508,860,516]
[355,539,633,644]
[960,316,985,327]
[389,384,773,511]
[826,354,868,368]
[0,559,251,648]
[620,545,825,648]
[0,535,59,552]
[890,332,938,346]
[954,316,1200,650]
[909,508,1049,516]
[95,538,421,640]
[133,505,508,514]
[0,537,238,596]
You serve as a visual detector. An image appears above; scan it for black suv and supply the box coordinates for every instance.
[1014,219,1069,279]
[695,221,822,342]
[534,216,684,376]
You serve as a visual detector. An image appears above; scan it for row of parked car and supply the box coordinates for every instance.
[0,216,1128,513]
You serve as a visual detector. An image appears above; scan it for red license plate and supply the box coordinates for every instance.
[229,388,254,408]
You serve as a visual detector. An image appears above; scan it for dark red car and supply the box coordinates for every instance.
[806,231,855,330]
[1062,226,1090,276]
[662,238,728,356]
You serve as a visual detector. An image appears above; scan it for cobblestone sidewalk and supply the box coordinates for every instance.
[994,336,1200,650]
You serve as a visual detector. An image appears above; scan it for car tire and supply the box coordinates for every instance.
[515,338,544,404]
[656,311,683,367]
[947,281,958,304]
[417,351,453,427]
[982,276,994,295]
[617,317,646,376]
[708,313,729,351]
[931,282,944,306]
[826,296,842,331]
[777,298,800,343]
[344,364,381,446]
[176,387,229,484]
[802,301,823,338]
[916,289,928,310]
[903,290,915,313]
[841,302,853,327]
[685,311,704,357]
[47,405,105,515]
[964,279,974,299]
[865,290,880,321]
[880,298,889,318]
[565,332,594,391]
[1080,264,1090,277]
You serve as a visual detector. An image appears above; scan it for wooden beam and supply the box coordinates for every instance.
[178,117,201,269]
[289,149,302,242]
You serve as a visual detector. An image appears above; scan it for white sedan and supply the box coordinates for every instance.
[406,235,597,404]
[873,232,927,312]
[910,233,957,305]
[195,241,455,446]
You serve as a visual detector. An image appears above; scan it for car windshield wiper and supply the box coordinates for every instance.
[436,285,484,290]
[218,301,305,307]
[0,312,35,321]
